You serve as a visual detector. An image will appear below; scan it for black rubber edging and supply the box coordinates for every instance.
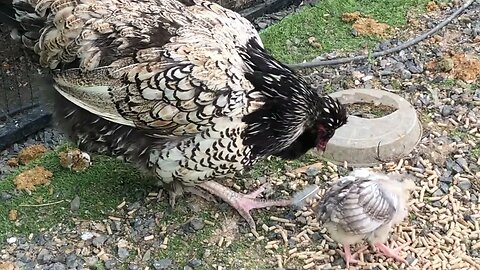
[0,106,52,151]
[240,0,303,21]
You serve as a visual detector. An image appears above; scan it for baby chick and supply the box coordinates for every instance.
[297,168,416,268]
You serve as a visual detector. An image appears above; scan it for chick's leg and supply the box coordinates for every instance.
[199,181,291,231]
[374,242,408,264]
[342,245,368,268]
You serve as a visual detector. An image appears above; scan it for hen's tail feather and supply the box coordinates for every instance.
[53,90,165,175]
[0,0,45,48]
[0,1,20,28]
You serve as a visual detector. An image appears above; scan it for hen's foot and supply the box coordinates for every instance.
[342,245,368,268]
[199,181,291,231]
[374,242,409,264]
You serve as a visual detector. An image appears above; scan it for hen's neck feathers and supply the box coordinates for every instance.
[239,38,323,158]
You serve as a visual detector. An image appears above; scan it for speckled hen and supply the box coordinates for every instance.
[0,0,348,229]
[313,168,416,267]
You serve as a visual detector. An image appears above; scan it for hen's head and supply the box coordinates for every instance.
[309,95,348,152]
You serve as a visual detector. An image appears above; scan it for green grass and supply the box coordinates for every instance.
[473,145,480,158]
[260,0,429,63]
[154,223,271,269]
[0,145,155,243]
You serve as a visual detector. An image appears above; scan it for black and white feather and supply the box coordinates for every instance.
[0,0,348,194]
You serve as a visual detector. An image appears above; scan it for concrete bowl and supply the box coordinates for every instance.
[322,88,423,167]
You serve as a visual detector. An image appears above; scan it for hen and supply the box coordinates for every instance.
[310,168,415,267]
[0,0,347,229]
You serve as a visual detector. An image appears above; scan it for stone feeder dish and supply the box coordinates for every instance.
[322,88,423,167]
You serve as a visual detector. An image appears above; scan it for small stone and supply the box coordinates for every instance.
[33,234,47,246]
[439,182,449,194]
[452,163,463,173]
[440,105,453,117]
[66,253,78,269]
[432,189,444,197]
[0,191,12,202]
[7,237,17,244]
[128,263,140,270]
[257,22,268,29]
[50,263,67,270]
[440,171,453,183]
[288,238,296,248]
[189,218,205,231]
[85,256,98,267]
[456,157,468,170]
[92,235,107,248]
[118,247,130,259]
[432,201,442,207]
[184,266,193,270]
[305,166,320,177]
[187,259,202,268]
[471,194,478,203]
[312,232,322,241]
[105,260,117,269]
[52,254,66,263]
[153,259,173,269]
[296,216,307,225]
[81,232,94,241]
[406,60,423,73]
[401,69,412,79]
[111,221,122,231]
[37,249,53,264]
[188,202,201,213]
[127,201,141,211]
[143,250,152,261]
[458,179,471,191]
[70,195,80,212]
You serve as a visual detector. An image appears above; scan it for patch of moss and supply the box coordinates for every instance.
[0,145,156,243]
[260,0,429,63]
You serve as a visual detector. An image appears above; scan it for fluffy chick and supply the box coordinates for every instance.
[302,168,415,267]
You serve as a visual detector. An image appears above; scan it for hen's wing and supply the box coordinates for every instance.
[16,0,263,135]
[314,174,398,236]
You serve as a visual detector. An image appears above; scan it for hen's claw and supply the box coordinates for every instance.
[199,181,291,231]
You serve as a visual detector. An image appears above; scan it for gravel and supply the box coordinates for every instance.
[1,1,479,269]
[153,259,173,269]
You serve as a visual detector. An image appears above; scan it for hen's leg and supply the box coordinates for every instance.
[198,181,291,231]
[374,242,408,264]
